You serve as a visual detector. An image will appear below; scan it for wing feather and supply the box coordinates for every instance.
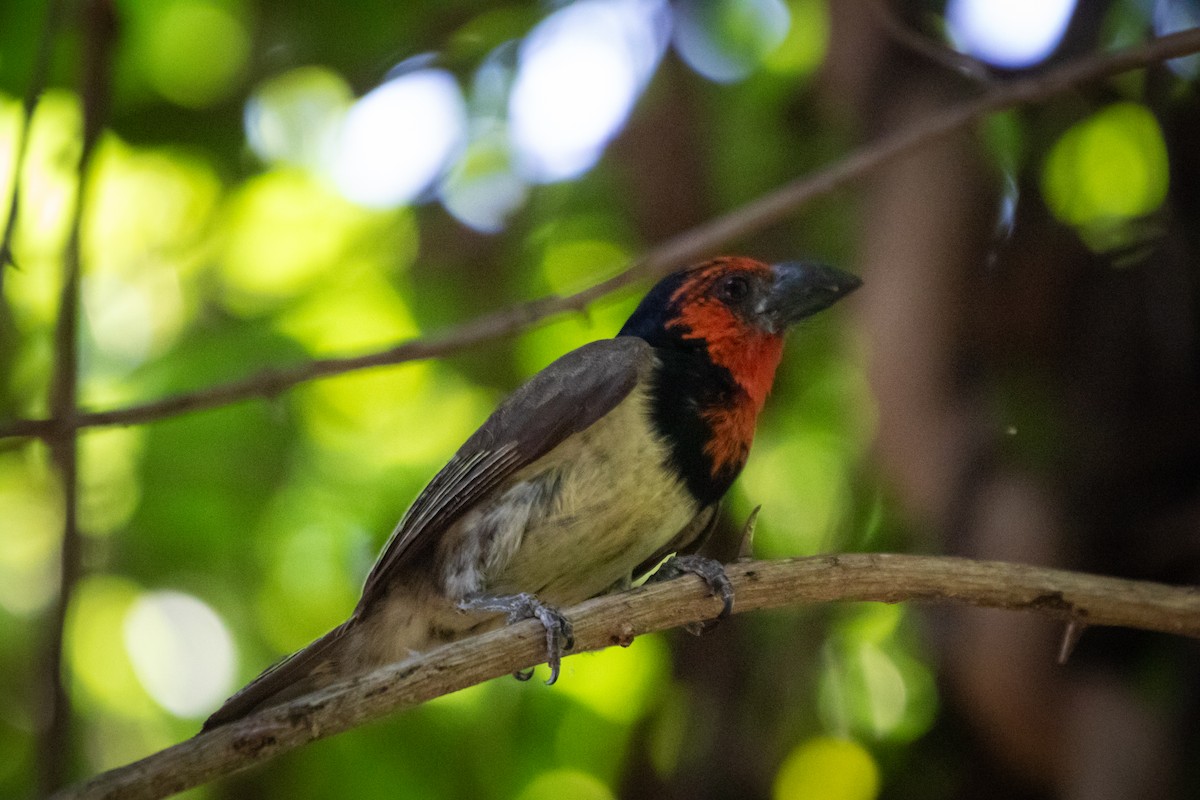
[357,337,654,607]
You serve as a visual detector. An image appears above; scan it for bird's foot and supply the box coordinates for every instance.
[459,592,574,684]
[649,555,734,634]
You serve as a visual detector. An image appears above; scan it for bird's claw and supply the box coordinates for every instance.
[461,592,574,685]
[650,554,734,631]
[516,596,574,685]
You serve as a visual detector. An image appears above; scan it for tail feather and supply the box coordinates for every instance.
[202,621,353,731]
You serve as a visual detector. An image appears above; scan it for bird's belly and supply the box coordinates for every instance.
[440,386,699,605]
[493,464,696,604]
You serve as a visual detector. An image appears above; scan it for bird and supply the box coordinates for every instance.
[203,256,860,730]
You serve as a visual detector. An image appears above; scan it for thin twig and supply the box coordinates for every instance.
[866,0,992,82]
[0,0,69,277]
[1,27,1199,440]
[35,1,118,794]
[1056,619,1088,664]
[51,554,1200,800]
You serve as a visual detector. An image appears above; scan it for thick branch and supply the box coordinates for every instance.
[4,26,1200,439]
[55,554,1200,800]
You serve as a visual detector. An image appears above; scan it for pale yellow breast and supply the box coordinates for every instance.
[482,383,700,604]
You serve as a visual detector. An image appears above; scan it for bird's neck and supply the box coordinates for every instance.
[700,330,784,411]
[646,342,780,506]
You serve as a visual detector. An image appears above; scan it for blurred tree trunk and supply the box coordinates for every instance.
[844,2,1200,799]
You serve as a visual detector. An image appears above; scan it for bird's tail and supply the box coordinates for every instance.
[202,620,353,731]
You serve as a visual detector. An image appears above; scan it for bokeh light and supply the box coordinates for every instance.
[10,91,80,283]
[245,66,354,170]
[762,0,829,76]
[83,138,220,364]
[0,453,62,616]
[673,0,791,83]
[439,50,529,232]
[1155,0,1200,77]
[332,68,467,208]
[516,769,615,800]
[139,0,250,107]
[274,262,420,354]
[946,0,1078,68]
[538,236,629,296]
[773,736,879,800]
[1041,102,1169,237]
[439,124,529,233]
[508,0,669,182]
[818,605,938,743]
[66,575,152,715]
[256,516,369,649]
[220,169,404,312]
[123,590,237,718]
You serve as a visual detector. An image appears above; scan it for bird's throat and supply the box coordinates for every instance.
[647,337,781,506]
[705,333,783,412]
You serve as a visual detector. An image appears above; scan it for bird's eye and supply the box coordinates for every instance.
[718,275,750,303]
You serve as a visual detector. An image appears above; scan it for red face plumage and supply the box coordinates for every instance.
[667,257,785,408]
[666,257,785,477]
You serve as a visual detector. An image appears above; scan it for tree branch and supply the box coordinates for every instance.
[867,0,993,83]
[35,1,118,793]
[4,26,1200,440]
[53,554,1200,800]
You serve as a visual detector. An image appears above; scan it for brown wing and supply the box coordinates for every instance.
[356,336,655,609]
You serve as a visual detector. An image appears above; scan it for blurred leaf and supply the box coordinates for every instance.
[773,736,879,800]
[1041,101,1169,250]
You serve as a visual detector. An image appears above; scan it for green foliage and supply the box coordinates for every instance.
[8,1,1190,798]
[1,0,880,794]
[1041,101,1170,250]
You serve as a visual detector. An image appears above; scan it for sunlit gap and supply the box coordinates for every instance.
[672,0,791,83]
[1041,102,1170,251]
[1155,0,1200,78]
[946,0,1078,68]
[332,66,467,208]
[244,66,352,171]
[438,48,529,233]
[508,0,670,183]
[123,590,237,717]
[775,736,880,800]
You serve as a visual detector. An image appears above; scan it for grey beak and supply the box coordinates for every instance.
[758,261,861,332]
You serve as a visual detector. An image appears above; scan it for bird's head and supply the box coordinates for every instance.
[619,256,861,408]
